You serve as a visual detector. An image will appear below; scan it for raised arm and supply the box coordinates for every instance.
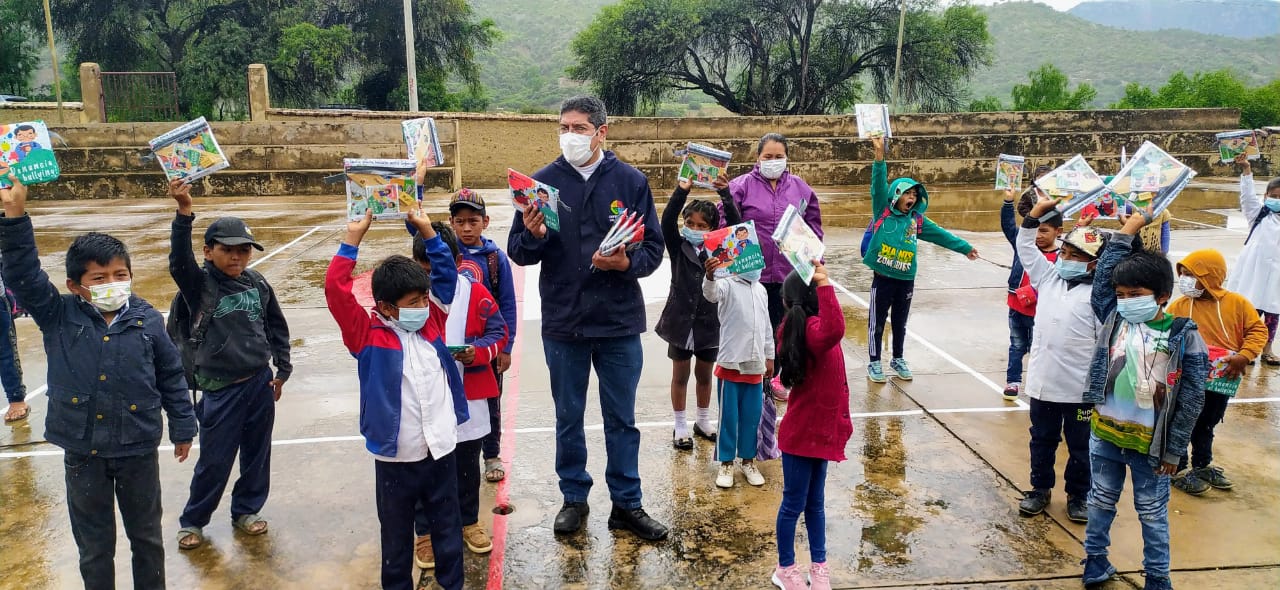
[805,265,845,353]
[1000,192,1018,245]
[167,180,207,307]
[870,138,890,214]
[1018,197,1061,290]
[1238,156,1263,221]
[325,212,374,354]
[662,181,691,260]
[0,178,65,330]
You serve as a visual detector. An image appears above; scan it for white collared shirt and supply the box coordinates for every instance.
[703,275,774,373]
[375,318,457,462]
[446,278,492,443]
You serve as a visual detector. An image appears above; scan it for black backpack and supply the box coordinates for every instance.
[166,269,269,392]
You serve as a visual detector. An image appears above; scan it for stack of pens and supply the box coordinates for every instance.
[599,209,644,256]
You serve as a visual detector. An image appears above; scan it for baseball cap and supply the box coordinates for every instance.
[449,188,486,216]
[1061,226,1106,258]
[204,217,264,251]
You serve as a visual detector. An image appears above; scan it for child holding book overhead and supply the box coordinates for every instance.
[863,137,978,383]
[770,263,852,590]
[1226,153,1280,366]
[702,253,773,488]
[1000,168,1059,401]
[657,175,741,449]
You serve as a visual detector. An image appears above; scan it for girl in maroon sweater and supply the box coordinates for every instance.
[770,262,854,590]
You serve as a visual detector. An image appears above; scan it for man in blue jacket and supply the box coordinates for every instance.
[507,95,668,541]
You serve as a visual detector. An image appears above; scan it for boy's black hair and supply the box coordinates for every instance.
[1041,213,1063,228]
[15,124,35,134]
[757,132,788,155]
[371,255,430,305]
[778,270,819,389]
[1112,249,1174,300]
[536,187,549,196]
[734,226,749,236]
[1267,176,1280,195]
[66,232,132,282]
[681,199,720,228]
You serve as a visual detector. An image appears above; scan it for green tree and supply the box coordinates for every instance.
[0,0,43,95]
[967,95,1003,112]
[570,0,993,116]
[1112,82,1158,109]
[269,23,358,109]
[1109,70,1280,127]
[1010,64,1097,111]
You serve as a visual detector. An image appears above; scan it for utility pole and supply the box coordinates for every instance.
[891,0,907,112]
[43,0,64,123]
[403,0,418,111]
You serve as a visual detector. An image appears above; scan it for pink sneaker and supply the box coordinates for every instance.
[771,564,806,590]
[771,375,790,401]
[809,561,831,590]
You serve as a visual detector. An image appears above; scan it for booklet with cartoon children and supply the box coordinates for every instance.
[772,204,825,285]
[1036,154,1108,219]
[402,117,445,167]
[1104,141,1195,217]
[994,154,1025,191]
[344,158,420,221]
[506,168,561,232]
[1206,346,1242,396]
[0,120,60,187]
[148,117,230,183]
[1214,130,1260,163]
[703,220,766,279]
[855,103,892,139]
[676,142,732,189]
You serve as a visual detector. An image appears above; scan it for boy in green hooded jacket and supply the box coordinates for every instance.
[862,137,979,382]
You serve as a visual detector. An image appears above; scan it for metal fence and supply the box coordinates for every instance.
[99,72,180,122]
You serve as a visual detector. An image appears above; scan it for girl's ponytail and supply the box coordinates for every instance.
[779,271,819,389]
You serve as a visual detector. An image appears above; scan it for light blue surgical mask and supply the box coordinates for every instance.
[1055,258,1092,282]
[391,306,430,332]
[1265,197,1280,213]
[680,226,707,245]
[739,270,763,283]
[1116,295,1161,324]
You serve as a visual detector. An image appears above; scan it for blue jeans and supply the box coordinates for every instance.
[1084,435,1171,578]
[1006,309,1034,385]
[0,301,25,403]
[717,378,763,462]
[776,453,828,567]
[543,335,643,509]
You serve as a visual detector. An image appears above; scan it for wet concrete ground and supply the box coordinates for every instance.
[0,181,1276,589]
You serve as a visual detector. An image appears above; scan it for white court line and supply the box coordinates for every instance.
[1172,217,1246,233]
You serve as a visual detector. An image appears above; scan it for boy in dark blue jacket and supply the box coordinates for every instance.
[0,176,196,590]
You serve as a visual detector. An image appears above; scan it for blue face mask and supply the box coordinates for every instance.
[739,270,763,283]
[1265,197,1280,213]
[391,306,430,332]
[680,226,707,245]
[1055,257,1092,281]
[1116,295,1161,324]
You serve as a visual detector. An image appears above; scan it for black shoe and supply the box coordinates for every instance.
[672,430,693,451]
[1018,489,1051,517]
[692,422,717,442]
[607,505,669,541]
[1066,496,1088,523]
[553,501,589,535]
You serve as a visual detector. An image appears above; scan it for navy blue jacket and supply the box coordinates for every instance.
[0,215,197,457]
[1000,200,1025,294]
[507,152,664,340]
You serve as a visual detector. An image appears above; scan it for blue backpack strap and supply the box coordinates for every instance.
[1245,208,1271,245]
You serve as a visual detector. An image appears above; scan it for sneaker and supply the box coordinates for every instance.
[414,535,434,569]
[771,375,790,402]
[741,462,765,486]
[867,361,887,383]
[715,463,735,488]
[1066,496,1088,523]
[1173,471,1210,496]
[607,505,669,541]
[1192,465,1234,490]
[1002,382,1020,401]
[889,358,913,380]
[1081,554,1116,585]
[553,501,589,535]
[771,564,807,590]
[1143,574,1174,590]
[808,561,832,590]
[462,523,493,554]
[1018,489,1051,517]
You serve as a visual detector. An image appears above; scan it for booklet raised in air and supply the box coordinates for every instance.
[149,117,230,183]
[344,158,419,221]
[0,120,60,187]
[677,142,732,189]
[855,104,892,139]
[995,154,1025,191]
[1035,155,1107,219]
[772,204,825,285]
[507,168,561,232]
[1104,141,1196,217]
[402,117,445,166]
[1214,130,1260,163]
[703,221,766,279]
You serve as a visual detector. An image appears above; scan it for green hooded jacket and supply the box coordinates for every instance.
[861,160,973,281]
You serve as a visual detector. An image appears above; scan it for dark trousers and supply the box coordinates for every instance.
[1006,310,1035,384]
[415,438,483,535]
[1029,398,1092,498]
[1179,392,1230,472]
[763,282,784,376]
[377,453,463,590]
[0,300,25,403]
[64,451,165,590]
[868,274,914,362]
[775,453,828,568]
[179,367,275,528]
[482,363,502,460]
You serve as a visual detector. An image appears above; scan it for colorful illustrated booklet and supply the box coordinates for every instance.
[402,117,445,166]
[149,117,230,182]
[703,220,766,279]
[1206,346,1242,396]
[772,203,825,285]
[1214,130,1260,163]
[855,103,892,139]
[1036,154,1108,219]
[506,168,561,231]
[995,154,1025,191]
[677,142,732,189]
[1104,141,1195,217]
[0,120,60,188]
[599,208,645,256]
[344,158,419,221]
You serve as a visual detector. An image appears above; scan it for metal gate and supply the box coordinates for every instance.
[99,72,180,122]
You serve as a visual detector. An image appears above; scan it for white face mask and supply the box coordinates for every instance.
[1177,275,1204,299]
[759,158,787,180]
[559,130,598,167]
[87,280,131,312]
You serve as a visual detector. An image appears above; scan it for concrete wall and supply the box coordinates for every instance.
[0,102,87,125]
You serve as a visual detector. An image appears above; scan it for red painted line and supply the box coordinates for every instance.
[486,263,526,590]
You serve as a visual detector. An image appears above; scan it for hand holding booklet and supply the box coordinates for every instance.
[772,204,825,284]
[149,117,229,183]
[676,142,731,189]
[507,168,561,231]
[0,120,60,187]
[344,158,419,221]
[703,221,766,279]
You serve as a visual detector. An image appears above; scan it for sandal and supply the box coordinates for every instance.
[176,526,205,550]
[672,430,693,451]
[1263,352,1280,367]
[4,402,30,424]
[484,457,505,482]
[233,514,269,536]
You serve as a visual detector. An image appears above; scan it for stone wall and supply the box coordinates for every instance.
[0,102,87,125]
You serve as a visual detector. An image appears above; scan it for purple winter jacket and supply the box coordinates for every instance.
[723,165,824,284]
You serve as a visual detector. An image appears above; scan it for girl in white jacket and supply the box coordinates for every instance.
[1225,154,1280,365]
